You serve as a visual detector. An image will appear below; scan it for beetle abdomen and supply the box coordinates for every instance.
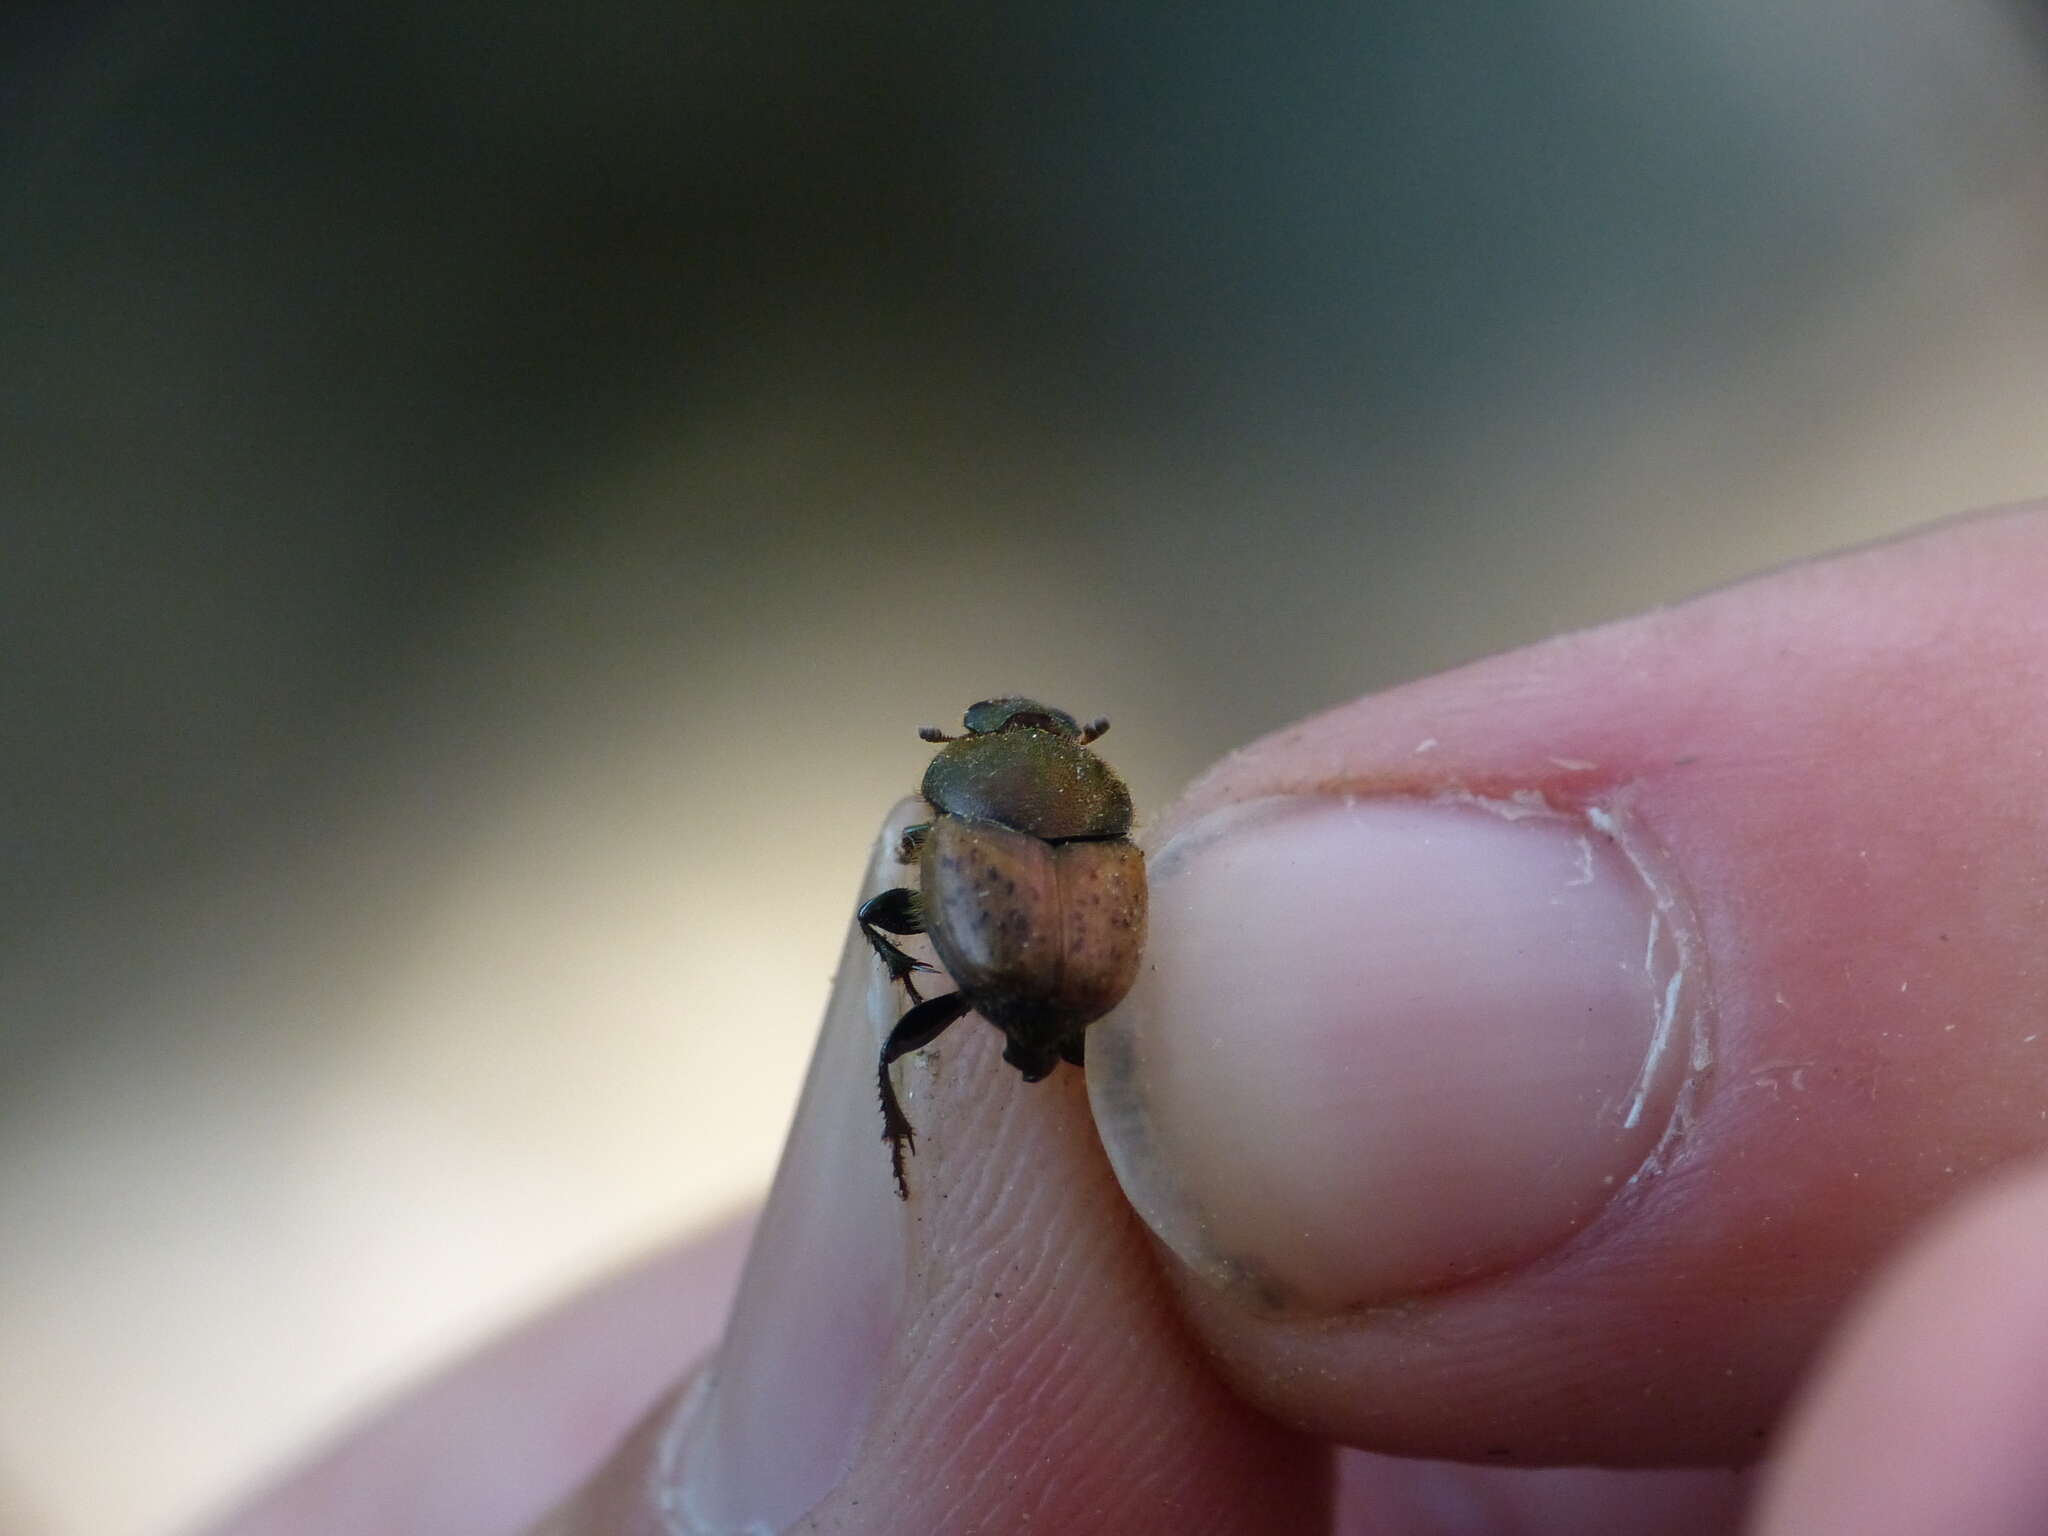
[920,731,1133,841]
[920,816,1146,1037]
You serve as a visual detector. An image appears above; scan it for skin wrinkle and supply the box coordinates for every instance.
[927,1236,1067,1444]
[828,862,1055,1525]
[1027,1297,1253,1535]
[1087,1201,1313,1533]
[934,1325,1107,1531]
[883,1041,1100,1522]
[957,1172,1127,1506]
[871,992,1309,1531]
[911,1253,1092,1522]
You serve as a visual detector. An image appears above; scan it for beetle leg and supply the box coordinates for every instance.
[878,990,974,1198]
[1076,717,1110,744]
[1059,1031,1086,1068]
[857,887,936,1002]
[895,821,932,863]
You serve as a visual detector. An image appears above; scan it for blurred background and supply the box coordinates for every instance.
[3,1,2046,1530]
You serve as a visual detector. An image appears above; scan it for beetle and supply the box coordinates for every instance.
[858,697,1147,1199]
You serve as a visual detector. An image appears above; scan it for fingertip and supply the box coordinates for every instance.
[1083,508,2048,1464]
[1754,1159,2048,1536]
[564,799,1329,1533]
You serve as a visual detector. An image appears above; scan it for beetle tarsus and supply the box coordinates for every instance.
[859,886,935,1001]
[877,990,974,1199]
[895,821,932,863]
[879,1057,917,1198]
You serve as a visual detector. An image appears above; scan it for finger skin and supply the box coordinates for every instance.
[1149,503,2048,1463]
[193,1214,754,1536]
[1753,1159,2048,1536]
[730,1024,1332,1532]
[545,805,1332,1535]
[196,1210,1758,1536]
[1333,1451,1752,1535]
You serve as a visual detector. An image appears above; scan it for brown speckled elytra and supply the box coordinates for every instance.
[858,698,1147,1199]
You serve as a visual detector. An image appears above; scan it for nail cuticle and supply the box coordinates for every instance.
[1581,792,1715,1188]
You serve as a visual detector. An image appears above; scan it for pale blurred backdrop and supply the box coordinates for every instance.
[3,2,2047,1531]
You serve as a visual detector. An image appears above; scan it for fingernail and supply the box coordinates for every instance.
[1089,794,1706,1311]
[657,802,918,1531]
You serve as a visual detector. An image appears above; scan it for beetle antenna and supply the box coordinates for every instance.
[917,725,956,743]
[1077,717,1110,744]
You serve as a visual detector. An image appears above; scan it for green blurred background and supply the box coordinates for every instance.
[3,2,2046,1529]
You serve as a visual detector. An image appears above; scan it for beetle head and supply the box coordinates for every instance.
[962,697,1082,737]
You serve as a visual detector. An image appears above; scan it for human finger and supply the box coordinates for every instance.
[537,799,1329,1533]
[196,1213,753,1536]
[1751,1157,2048,1536]
[1089,503,2048,1463]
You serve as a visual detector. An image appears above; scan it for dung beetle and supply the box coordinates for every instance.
[859,697,1147,1199]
